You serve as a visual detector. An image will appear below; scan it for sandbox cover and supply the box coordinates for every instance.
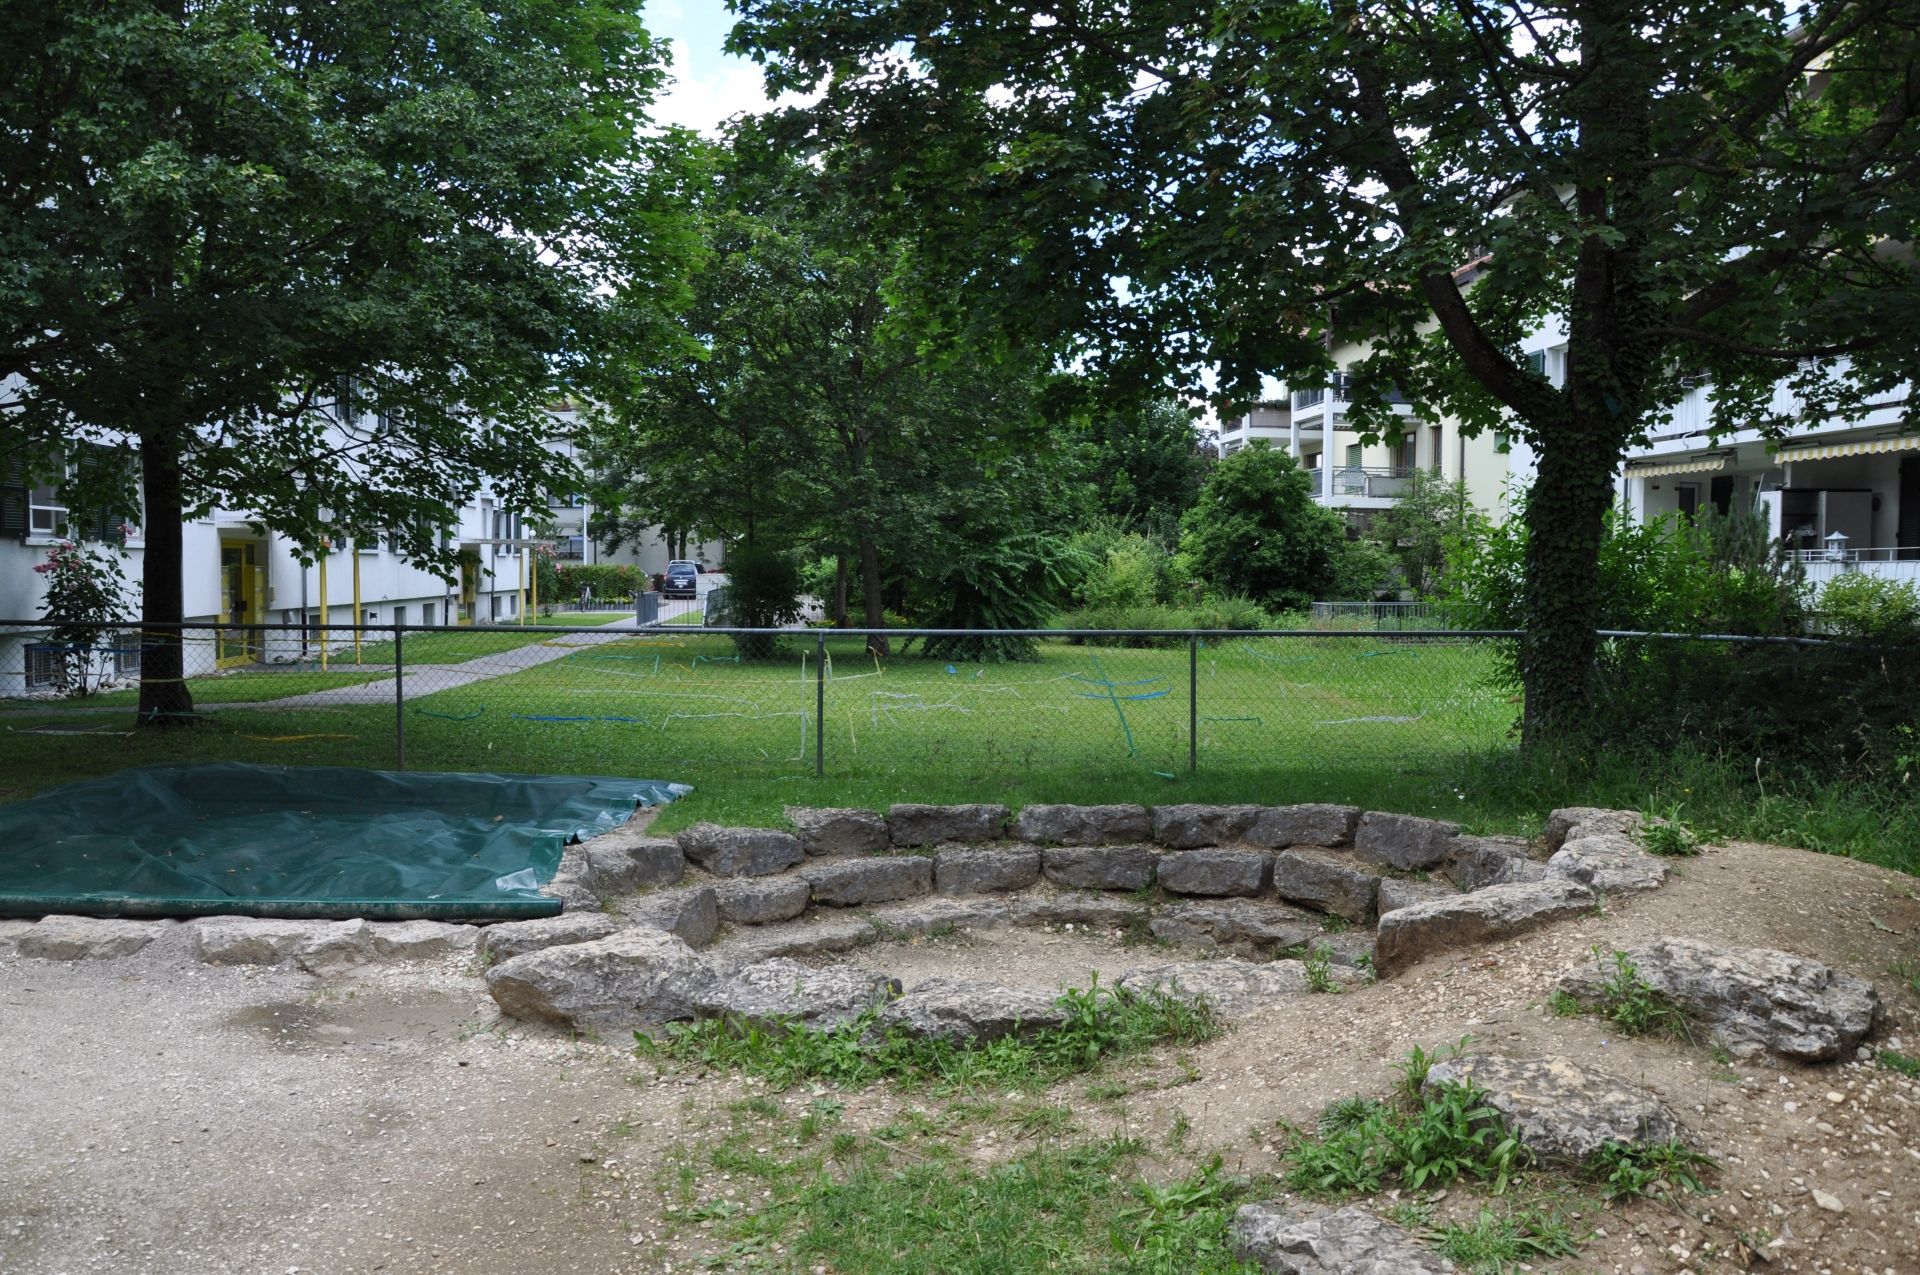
[0,763,689,921]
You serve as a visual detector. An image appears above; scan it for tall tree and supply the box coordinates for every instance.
[1075,399,1214,542]
[731,0,1920,738]
[0,0,692,724]
[1179,443,1346,610]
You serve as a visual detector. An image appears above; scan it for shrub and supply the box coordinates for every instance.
[919,532,1090,662]
[1178,443,1346,610]
[1186,594,1274,631]
[1074,531,1181,610]
[724,543,804,658]
[34,541,136,695]
[554,562,644,604]
[1818,574,1920,638]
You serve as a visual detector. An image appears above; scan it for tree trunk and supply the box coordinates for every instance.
[135,430,196,726]
[858,534,887,657]
[1518,416,1623,742]
[833,553,849,627]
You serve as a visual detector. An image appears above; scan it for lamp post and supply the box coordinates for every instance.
[1824,529,1851,563]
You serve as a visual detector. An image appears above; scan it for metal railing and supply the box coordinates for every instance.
[1332,465,1416,497]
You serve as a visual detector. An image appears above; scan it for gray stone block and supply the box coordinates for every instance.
[676,823,805,877]
[1376,876,1457,916]
[1011,803,1152,845]
[1150,803,1265,849]
[478,913,620,965]
[1231,1203,1454,1274]
[1545,834,1668,893]
[1040,844,1157,891]
[1543,806,1641,853]
[785,806,890,855]
[934,846,1042,895]
[714,875,811,925]
[1353,812,1461,871]
[1374,879,1594,976]
[802,856,934,906]
[16,915,169,961]
[693,959,899,1032]
[624,886,720,948]
[1245,803,1362,849]
[486,928,715,1032]
[886,803,1008,846]
[1445,835,1545,892]
[1269,849,1380,922]
[1156,848,1272,897]
[1424,1054,1680,1162]
[875,977,1067,1043]
[1148,899,1321,956]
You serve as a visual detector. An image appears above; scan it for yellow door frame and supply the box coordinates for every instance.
[217,538,264,668]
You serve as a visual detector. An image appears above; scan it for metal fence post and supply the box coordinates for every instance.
[815,630,826,778]
[1189,634,1199,775]
[393,626,406,772]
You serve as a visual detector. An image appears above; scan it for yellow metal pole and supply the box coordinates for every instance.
[531,544,539,620]
[352,540,363,663]
[317,548,329,672]
[519,545,529,625]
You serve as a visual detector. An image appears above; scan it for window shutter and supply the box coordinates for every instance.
[0,454,28,538]
[70,445,133,544]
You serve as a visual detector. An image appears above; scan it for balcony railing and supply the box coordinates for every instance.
[1330,465,1416,498]
[1291,374,1412,412]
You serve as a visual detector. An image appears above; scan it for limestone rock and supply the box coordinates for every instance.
[624,886,720,948]
[1444,835,1545,892]
[580,833,684,893]
[367,920,479,961]
[692,958,899,1032]
[1546,833,1669,893]
[886,803,1008,847]
[1353,812,1461,871]
[1313,931,1377,969]
[802,856,934,906]
[1231,1202,1454,1274]
[1424,1054,1680,1161]
[540,863,601,913]
[1149,899,1322,957]
[1556,937,1880,1061]
[714,876,811,925]
[1016,893,1148,930]
[785,806,889,856]
[869,897,1019,936]
[719,915,879,963]
[18,915,166,961]
[292,920,377,974]
[1245,804,1362,850]
[1040,844,1157,891]
[1150,803,1265,849]
[1117,957,1363,1013]
[193,917,332,965]
[676,823,805,877]
[1374,880,1595,976]
[874,977,1066,1043]
[1270,850,1379,922]
[1011,803,1152,845]
[478,913,619,965]
[1377,877,1457,916]
[1157,849,1273,897]
[485,928,714,1031]
[934,846,1042,895]
[0,918,33,950]
[1544,806,1642,853]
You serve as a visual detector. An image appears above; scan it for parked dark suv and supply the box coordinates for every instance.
[662,560,701,599]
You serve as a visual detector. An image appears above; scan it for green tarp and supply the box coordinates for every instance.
[0,763,689,921]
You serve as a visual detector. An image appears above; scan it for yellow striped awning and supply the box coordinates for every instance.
[1776,435,1920,463]
[1625,456,1729,478]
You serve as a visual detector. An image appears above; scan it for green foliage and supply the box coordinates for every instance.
[920,532,1091,662]
[1878,1048,1920,1078]
[33,541,137,696]
[1073,399,1215,542]
[1178,445,1348,610]
[1431,1203,1582,1272]
[532,546,563,616]
[1587,1139,1718,1202]
[1283,1080,1527,1198]
[723,543,804,658]
[1583,950,1694,1041]
[553,563,646,603]
[1325,534,1397,603]
[1818,575,1920,638]
[1056,597,1276,645]
[635,979,1220,1092]
[1302,942,1340,994]
[1367,473,1489,599]
[1638,809,1702,858]
[1072,530,1184,610]
[1108,1158,1256,1274]
[1545,990,1583,1019]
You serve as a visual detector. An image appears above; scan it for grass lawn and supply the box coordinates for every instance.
[2,628,1914,871]
[662,611,704,625]
[7,668,394,710]
[531,611,630,626]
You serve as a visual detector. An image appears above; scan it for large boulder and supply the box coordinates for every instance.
[1149,899,1322,957]
[485,928,714,1031]
[1117,957,1364,1013]
[1373,880,1595,976]
[624,886,720,947]
[1546,833,1668,893]
[1269,850,1379,923]
[802,856,934,907]
[1245,804,1362,850]
[1040,845,1158,891]
[785,806,889,856]
[886,803,1008,847]
[1556,937,1881,1061]
[691,959,899,1032]
[1424,1054,1681,1161]
[580,834,685,893]
[18,915,166,961]
[874,977,1067,1043]
[1157,849,1273,897]
[1544,806,1642,853]
[714,876,811,925]
[1376,877,1457,917]
[675,823,805,877]
[1353,813,1460,871]
[934,846,1042,895]
[1231,1203,1454,1274]
[1011,803,1152,846]
[1150,803,1265,849]
[1444,836,1545,892]
[478,913,619,965]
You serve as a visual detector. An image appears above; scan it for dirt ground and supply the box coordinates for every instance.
[2,838,1917,1274]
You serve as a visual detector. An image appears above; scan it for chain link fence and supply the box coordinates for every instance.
[2,619,1902,798]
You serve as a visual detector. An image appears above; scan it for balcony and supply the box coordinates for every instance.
[1331,465,1416,498]
[1291,374,1413,413]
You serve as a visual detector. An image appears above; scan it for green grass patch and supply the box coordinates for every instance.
[636,980,1220,1093]
[531,611,629,626]
[1637,806,1703,857]
[1283,1077,1528,1197]
[1430,1202,1583,1272]
[1878,1048,1920,1078]
[1565,949,1697,1042]
[9,667,390,710]
[1587,1139,1719,1201]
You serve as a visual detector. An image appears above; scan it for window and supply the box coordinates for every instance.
[23,644,58,690]
[392,605,407,627]
[489,594,501,620]
[28,482,66,536]
[1494,428,1513,454]
[113,637,142,680]
[1525,349,1547,377]
[557,535,585,561]
[1428,425,1443,473]
[421,602,437,626]
[1345,444,1363,467]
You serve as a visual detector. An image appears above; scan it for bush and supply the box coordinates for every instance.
[919,532,1090,662]
[554,563,644,604]
[1186,595,1274,631]
[1071,531,1182,610]
[724,543,804,658]
[1178,444,1346,610]
[1818,574,1920,638]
